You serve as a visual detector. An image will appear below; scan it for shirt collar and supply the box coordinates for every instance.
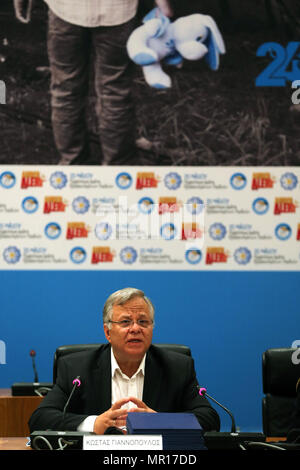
[111,348,146,380]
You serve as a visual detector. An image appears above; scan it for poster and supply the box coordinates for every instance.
[0,1,299,432]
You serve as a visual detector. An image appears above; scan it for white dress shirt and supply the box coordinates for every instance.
[77,349,146,433]
[44,0,139,27]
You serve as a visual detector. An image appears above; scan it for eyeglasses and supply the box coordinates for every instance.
[108,319,153,329]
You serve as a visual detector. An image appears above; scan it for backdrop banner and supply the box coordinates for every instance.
[0,165,299,271]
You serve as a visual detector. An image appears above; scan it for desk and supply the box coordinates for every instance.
[0,389,43,437]
[0,436,288,451]
[0,437,30,450]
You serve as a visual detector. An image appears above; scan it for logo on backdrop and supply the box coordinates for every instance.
[164,172,181,190]
[69,247,87,264]
[185,248,202,265]
[44,222,62,240]
[115,172,133,190]
[209,222,227,240]
[91,247,115,264]
[44,196,67,214]
[120,246,138,264]
[0,171,16,188]
[21,171,45,189]
[50,171,68,189]
[22,196,39,213]
[205,247,229,265]
[136,172,160,190]
[256,42,300,87]
[3,246,21,264]
[252,173,275,190]
[230,173,247,190]
[274,198,298,215]
[95,222,113,241]
[72,196,90,214]
[280,172,298,190]
[234,247,252,265]
[252,198,269,215]
[138,197,155,214]
[275,223,292,241]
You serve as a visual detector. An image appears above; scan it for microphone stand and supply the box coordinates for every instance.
[197,386,265,450]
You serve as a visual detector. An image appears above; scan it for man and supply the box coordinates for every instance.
[13,0,173,165]
[29,287,220,434]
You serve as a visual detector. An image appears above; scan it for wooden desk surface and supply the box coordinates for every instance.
[0,389,43,437]
[0,437,30,451]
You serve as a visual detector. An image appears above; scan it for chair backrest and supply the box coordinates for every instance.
[53,343,191,383]
[262,348,300,437]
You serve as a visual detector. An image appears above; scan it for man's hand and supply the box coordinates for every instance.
[127,397,157,413]
[93,398,130,435]
[13,0,33,24]
[155,0,173,18]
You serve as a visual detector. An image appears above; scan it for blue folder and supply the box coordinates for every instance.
[126,412,206,450]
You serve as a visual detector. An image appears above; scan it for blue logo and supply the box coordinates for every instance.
[3,246,21,264]
[252,197,269,215]
[138,197,155,214]
[186,197,204,215]
[120,246,137,264]
[95,222,113,241]
[50,171,68,189]
[256,42,300,87]
[185,248,202,265]
[275,223,292,241]
[234,247,252,265]
[44,222,62,240]
[280,172,298,190]
[160,223,177,240]
[0,171,16,188]
[164,172,182,190]
[22,196,39,213]
[230,173,247,190]
[116,172,132,190]
[72,196,90,214]
[209,223,227,240]
[70,247,87,264]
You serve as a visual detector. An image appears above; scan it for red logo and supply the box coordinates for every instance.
[274,198,297,215]
[252,173,275,190]
[158,197,180,214]
[66,223,90,240]
[91,247,115,264]
[136,172,159,190]
[44,196,67,214]
[21,171,45,189]
[206,247,229,265]
[181,223,203,240]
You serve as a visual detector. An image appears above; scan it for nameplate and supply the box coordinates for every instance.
[83,435,163,450]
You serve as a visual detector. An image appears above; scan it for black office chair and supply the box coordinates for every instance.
[262,348,300,437]
[53,343,191,383]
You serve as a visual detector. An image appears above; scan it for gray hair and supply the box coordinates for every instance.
[103,287,155,328]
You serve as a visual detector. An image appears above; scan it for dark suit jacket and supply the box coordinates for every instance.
[29,344,220,433]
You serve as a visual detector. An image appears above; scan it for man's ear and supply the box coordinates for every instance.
[103,324,111,343]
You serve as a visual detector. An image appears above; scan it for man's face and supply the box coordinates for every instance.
[104,296,153,363]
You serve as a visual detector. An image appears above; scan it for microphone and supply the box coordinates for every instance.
[197,386,236,433]
[62,376,81,424]
[197,385,265,450]
[30,350,39,383]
